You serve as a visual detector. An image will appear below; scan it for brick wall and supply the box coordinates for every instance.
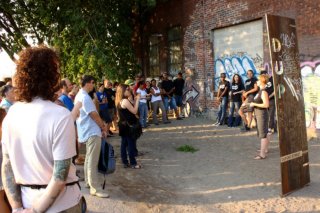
[134,0,320,110]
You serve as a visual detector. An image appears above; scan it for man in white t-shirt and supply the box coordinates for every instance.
[74,75,109,198]
[1,46,83,212]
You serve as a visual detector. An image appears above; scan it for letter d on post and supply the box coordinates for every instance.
[272,38,282,52]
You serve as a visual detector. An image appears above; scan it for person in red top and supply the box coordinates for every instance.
[133,74,146,95]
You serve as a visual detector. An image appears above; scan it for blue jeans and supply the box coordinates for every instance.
[217,97,228,124]
[163,97,177,111]
[174,95,183,107]
[121,136,137,166]
[228,102,241,127]
[139,102,148,127]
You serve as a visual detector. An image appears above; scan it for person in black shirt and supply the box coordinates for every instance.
[261,71,276,133]
[161,72,182,120]
[173,72,185,118]
[214,73,229,126]
[239,70,259,131]
[104,79,116,135]
[228,74,244,127]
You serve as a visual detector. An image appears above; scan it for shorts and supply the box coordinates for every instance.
[255,108,269,139]
[174,95,183,107]
[100,109,112,123]
[108,108,115,121]
[240,95,254,113]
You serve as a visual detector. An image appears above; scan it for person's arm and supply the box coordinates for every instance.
[28,158,72,213]
[1,153,23,209]
[121,96,140,114]
[71,102,82,121]
[250,91,269,108]
[167,87,175,96]
[244,83,258,97]
[269,91,275,99]
[217,87,221,99]
[89,111,107,133]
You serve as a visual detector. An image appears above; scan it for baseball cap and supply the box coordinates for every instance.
[124,79,135,86]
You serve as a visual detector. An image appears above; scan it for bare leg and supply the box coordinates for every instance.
[239,108,248,125]
[259,138,269,158]
[247,112,253,128]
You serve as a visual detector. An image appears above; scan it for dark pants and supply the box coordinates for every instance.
[217,97,228,124]
[121,136,137,166]
[228,101,242,127]
[268,98,276,130]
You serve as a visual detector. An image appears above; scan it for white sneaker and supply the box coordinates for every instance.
[90,191,110,198]
[214,121,219,126]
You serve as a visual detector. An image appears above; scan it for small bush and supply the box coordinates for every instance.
[176,145,199,153]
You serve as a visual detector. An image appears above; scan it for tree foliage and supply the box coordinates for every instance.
[0,0,159,82]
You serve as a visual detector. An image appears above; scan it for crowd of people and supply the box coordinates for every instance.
[0,45,278,212]
[215,69,276,160]
[0,46,187,212]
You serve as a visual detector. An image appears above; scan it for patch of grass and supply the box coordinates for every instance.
[176,145,199,153]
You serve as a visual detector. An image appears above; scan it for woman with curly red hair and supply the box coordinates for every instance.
[1,46,83,212]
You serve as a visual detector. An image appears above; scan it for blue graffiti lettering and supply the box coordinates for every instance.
[214,55,259,89]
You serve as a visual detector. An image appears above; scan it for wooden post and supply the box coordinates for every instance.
[265,14,310,196]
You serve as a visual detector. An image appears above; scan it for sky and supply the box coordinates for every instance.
[0,51,16,80]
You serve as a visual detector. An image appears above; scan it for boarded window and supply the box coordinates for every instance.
[212,20,263,90]
[149,36,160,77]
[168,26,182,76]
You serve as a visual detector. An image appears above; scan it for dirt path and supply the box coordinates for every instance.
[80,117,320,213]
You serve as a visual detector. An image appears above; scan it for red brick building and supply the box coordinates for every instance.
[133,0,320,128]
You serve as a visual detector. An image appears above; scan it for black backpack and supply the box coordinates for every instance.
[98,138,116,188]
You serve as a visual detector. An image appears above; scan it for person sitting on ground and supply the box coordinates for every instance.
[1,46,83,212]
[115,84,142,169]
[161,72,182,120]
[0,85,15,112]
[249,74,270,160]
[214,73,230,126]
[75,75,109,198]
[228,74,244,127]
[239,70,259,131]
[150,79,170,125]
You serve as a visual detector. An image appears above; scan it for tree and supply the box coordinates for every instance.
[0,0,142,82]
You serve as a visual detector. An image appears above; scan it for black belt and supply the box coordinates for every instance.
[20,181,79,190]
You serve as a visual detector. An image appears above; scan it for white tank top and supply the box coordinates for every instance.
[151,87,162,103]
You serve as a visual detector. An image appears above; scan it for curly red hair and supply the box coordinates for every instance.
[14,46,60,102]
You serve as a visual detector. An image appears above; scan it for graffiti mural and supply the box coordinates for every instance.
[214,53,261,89]
[301,60,320,129]
[264,58,320,131]
[182,68,201,116]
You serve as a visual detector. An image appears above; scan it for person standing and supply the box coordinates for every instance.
[136,81,149,128]
[262,71,276,133]
[115,84,142,169]
[249,74,270,159]
[161,72,182,120]
[58,78,74,111]
[228,74,244,127]
[173,72,185,118]
[75,75,109,198]
[239,70,259,131]
[1,46,83,212]
[214,73,229,126]
[104,80,116,135]
[150,79,170,125]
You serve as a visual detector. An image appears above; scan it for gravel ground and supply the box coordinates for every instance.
[79,117,320,213]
